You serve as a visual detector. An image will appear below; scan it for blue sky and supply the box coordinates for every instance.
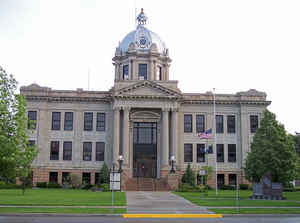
[1,0,299,133]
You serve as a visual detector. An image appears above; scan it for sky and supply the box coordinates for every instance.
[0,0,299,134]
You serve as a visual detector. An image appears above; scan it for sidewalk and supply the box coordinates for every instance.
[126,191,211,213]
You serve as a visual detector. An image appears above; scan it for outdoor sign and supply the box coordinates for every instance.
[110,172,120,191]
[199,170,206,176]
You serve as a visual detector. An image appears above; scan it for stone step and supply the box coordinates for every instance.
[125,177,169,191]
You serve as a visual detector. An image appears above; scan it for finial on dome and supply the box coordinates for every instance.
[136,8,147,26]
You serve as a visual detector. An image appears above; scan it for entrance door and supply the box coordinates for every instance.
[133,122,157,178]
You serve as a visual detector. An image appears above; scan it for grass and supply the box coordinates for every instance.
[209,208,300,214]
[0,189,126,206]
[0,207,126,214]
[174,190,300,207]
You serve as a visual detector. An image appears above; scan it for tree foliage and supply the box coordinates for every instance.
[290,133,300,180]
[99,163,109,184]
[244,109,298,183]
[181,163,195,186]
[290,134,300,158]
[0,66,38,193]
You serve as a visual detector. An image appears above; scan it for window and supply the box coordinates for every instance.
[138,64,147,80]
[229,174,237,186]
[184,144,193,162]
[62,172,70,184]
[216,115,224,133]
[96,142,105,161]
[52,112,61,130]
[63,141,72,161]
[95,173,100,185]
[196,115,205,133]
[217,174,225,186]
[133,122,157,144]
[227,115,236,133]
[184,115,192,133]
[50,141,59,160]
[96,113,105,131]
[228,144,236,162]
[123,65,129,80]
[216,144,224,162]
[82,172,91,185]
[27,111,37,129]
[83,142,92,161]
[197,144,205,162]
[197,174,206,185]
[64,112,73,131]
[49,172,58,183]
[28,140,35,146]
[250,115,259,133]
[156,66,162,80]
[84,112,93,131]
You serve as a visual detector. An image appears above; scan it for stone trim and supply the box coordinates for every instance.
[182,100,271,105]
[24,95,111,103]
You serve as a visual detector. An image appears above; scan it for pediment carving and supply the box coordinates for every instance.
[114,80,181,99]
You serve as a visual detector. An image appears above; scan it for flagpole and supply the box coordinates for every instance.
[213,88,218,196]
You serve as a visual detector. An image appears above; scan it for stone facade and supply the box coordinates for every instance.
[20,9,270,190]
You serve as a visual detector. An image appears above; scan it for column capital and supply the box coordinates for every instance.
[162,107,170,112]
[122,106,131,112]
[171,107,179,112]
[113,106,121,111]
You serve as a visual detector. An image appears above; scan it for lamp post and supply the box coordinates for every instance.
[170,155,176,173]
[118,155,124,173]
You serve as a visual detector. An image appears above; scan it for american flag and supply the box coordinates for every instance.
[198,128,212,139]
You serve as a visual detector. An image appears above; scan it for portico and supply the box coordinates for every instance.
[111,101,180,179]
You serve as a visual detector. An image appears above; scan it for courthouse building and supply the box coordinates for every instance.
[21,9,270,190]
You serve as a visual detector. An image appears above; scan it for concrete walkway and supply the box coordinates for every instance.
[126,191,211,214]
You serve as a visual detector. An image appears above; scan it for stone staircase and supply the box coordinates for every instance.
[125,177,169,191]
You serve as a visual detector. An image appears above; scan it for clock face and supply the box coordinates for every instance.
[135,26,151,50]
[139,37,147,47]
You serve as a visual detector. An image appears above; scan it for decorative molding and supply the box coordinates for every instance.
[181,100,271,106]
[113,80,182,99]
[24,95,111,103]
[130,110,161,122]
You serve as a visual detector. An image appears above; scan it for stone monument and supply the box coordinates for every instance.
[251,173,285,200]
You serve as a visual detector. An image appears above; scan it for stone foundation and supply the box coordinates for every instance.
[31,167,251,190]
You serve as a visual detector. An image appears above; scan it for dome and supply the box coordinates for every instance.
[119,9,167,55]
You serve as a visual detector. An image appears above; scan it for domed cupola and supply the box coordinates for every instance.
[119,9,167,55]
[113,9,171,82]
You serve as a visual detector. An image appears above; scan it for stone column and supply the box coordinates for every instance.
[113,107,120,164]
[171,108,178,161]
[161,108,169,168]
[123,107,130,167]
[149,60,153,80]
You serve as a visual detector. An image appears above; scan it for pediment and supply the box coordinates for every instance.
[114,81,182,99]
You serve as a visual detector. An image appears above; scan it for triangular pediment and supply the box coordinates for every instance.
[114,81,182,99]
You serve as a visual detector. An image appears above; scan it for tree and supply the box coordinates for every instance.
[181,163,195,186]
[290,133,300,180]
[99,163,109,184]
[290,133,300,158]
[244,109,298,184]
[0,66,38,194]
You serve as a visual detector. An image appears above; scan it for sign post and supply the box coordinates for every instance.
[199,169,206,195]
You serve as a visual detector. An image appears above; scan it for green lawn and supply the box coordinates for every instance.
[209,208,300,214]
[0,189,126,206]
[0,207,126,214]
[174,191,300,207]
